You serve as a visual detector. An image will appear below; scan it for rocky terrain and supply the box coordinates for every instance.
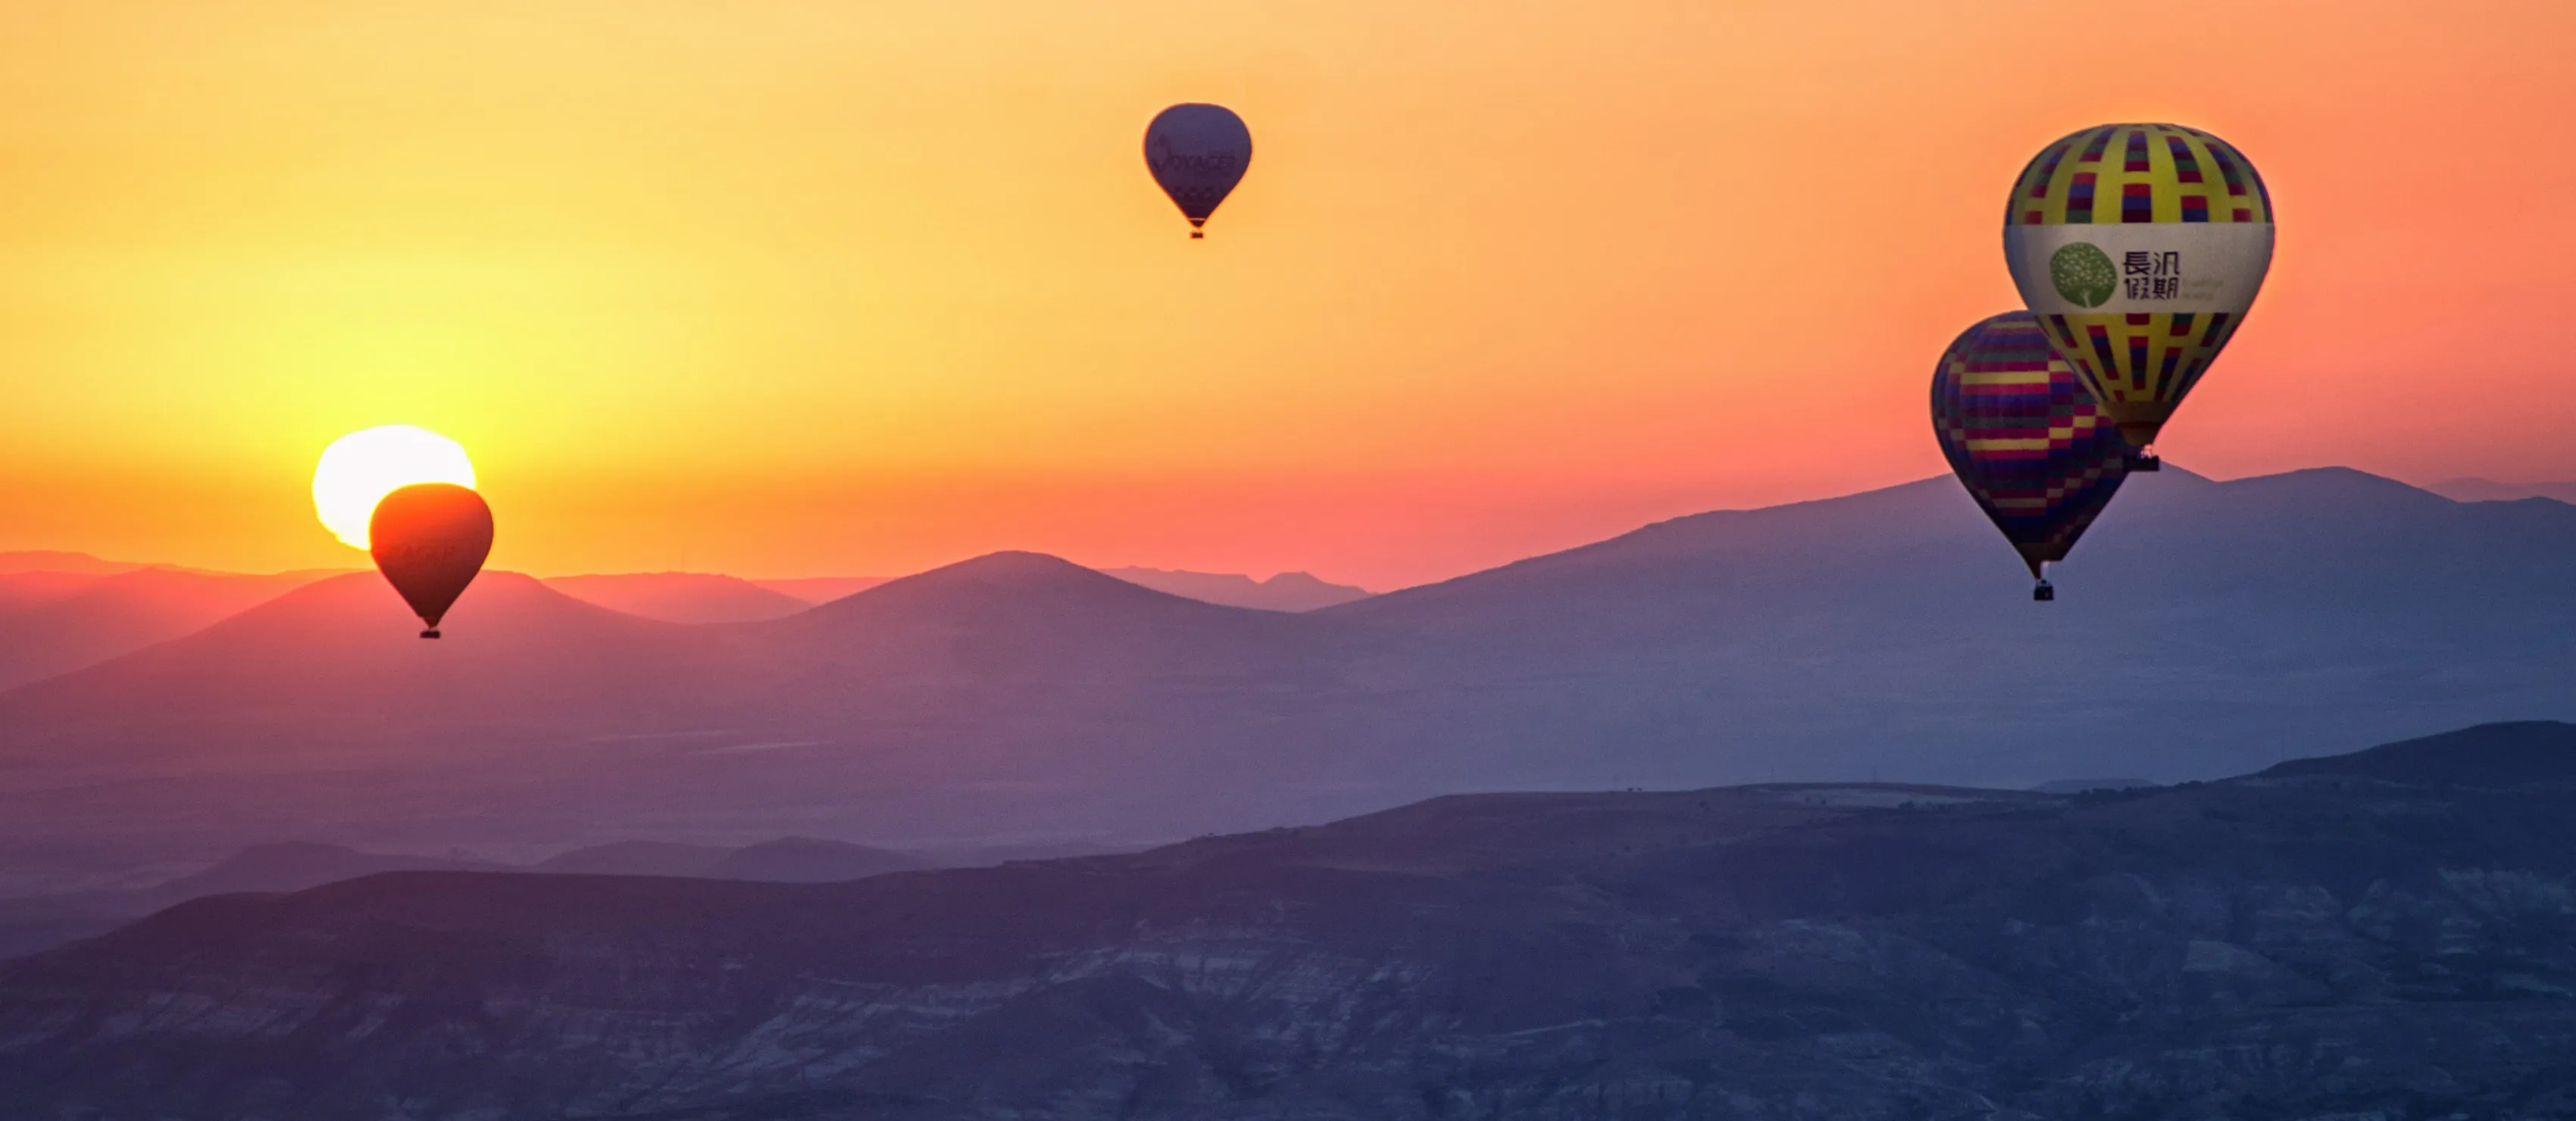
[2,722,2574,1119]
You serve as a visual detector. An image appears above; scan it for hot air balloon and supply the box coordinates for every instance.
[1144,103,1251,239]
[1932,312,2130,601]
[369,482,493,639]
[2002,123,2273,470]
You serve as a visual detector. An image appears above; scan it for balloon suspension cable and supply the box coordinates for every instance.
[420,629,441,640]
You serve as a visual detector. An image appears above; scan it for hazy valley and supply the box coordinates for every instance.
[0,467,2571,896]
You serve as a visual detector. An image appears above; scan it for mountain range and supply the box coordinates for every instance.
[536,568,1370,623]
[0,557,1355,649]
[542,571,818,623]
[4,721,2572,1119]
[0,834,946,960]
[0,550,144,576]
[749,575,896,604]
[0,467,2570,892]
[0,565,336,690]
[2424,476,2576,504]
[1099,566,1374,610]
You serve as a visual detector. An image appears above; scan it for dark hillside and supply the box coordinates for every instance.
[2262,720,2576,787]
[8,726,2576,1118]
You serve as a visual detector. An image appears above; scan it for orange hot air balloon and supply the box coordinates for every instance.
[368,482,494,639]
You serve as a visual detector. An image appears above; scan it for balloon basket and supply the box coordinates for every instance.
[419,629,441,640]
[2127,453,2162,472]
[1190,230,1204,239]
[2032,581,2055,602]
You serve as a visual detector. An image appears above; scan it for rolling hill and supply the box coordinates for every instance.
[0,566,337,690]
[0,570,729,779]
[0,570,108,612]
[5,723,2573,1119]
[544,571,816,623]
[0,554,1349,870]
[1102,566,1374,610]
[0,833,946,958]
[1319,466,2576,787]
[2425,476,2576,504]
[2261,720,2576,787]
[0,550,141,576]
[752,575,894,604]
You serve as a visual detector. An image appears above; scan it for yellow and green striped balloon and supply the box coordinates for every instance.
[2002,123,2274,456]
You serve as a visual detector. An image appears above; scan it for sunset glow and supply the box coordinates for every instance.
[2,1,2570,586]
[312,426,476,550]
[3,9,2575,1107]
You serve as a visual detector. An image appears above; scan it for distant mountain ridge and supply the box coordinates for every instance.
[0,567,336,690]
[0,467,2570,884]
[2424,476,2576,504]
[750,575,893,604]
[2262,720,2576,787]
[530,837,935,882]
[705,836,930,882]
[0,842,509,960]
[1102,567,1373,611]
[533,840,734,876]
[0,834,959,958]
[544,572,813,623]
[7,722,2576,1119]
[0,551,142,576]
[0,570,107,612]
[0,554,1359,682]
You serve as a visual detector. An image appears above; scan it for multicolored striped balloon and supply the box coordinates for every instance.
[1932,312,2129,588]
[2002,123,2273,457]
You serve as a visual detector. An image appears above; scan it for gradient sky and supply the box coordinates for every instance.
[2,1,2570,588]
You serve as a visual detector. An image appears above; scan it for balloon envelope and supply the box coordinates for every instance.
[2001,123,2273,449]
[1931,312,2129,578]
[1145,104,1252,236]
[369,482,494,636]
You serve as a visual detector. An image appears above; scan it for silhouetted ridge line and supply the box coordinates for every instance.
[11,720,2576,1117]
[1102,567,1372,611]
[545,573,814,624]
[0,567,336,690]
[768,550,1310,635]
[2262,720,2576,787]
[0,467,2571,868]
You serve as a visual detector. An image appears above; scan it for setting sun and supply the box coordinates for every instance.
[3,5,2574,1115]
[312,426,477,551]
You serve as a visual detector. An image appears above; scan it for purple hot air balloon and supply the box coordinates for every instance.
[1144,104,1252,239]
[1930,312,2130,601]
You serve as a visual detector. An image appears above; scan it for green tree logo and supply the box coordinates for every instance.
[2049,242,2117,308]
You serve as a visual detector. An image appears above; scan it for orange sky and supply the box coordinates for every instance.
[2,1,2570,589]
